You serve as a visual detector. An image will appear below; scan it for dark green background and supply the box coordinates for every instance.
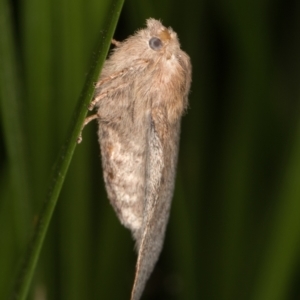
[1,0,300,299]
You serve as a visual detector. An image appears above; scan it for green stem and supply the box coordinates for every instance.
[11,1,124,299]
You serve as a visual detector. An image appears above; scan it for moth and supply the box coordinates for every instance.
[79,18,191,300]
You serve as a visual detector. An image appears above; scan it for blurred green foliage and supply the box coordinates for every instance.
[1,0,300,299]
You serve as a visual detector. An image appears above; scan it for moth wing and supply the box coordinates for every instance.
[97,59,152,241]
[131,114,180,300]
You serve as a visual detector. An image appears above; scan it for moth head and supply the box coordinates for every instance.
[145,18,180,58]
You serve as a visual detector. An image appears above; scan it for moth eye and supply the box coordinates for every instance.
[149,37,163,51]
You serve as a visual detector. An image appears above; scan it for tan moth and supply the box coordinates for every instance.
[79,18,191,300]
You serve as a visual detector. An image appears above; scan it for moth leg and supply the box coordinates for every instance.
[90,59,151,109]
[111,39,121,47]
[95,69,127,89]
[77,113,100,144]
[95,59,149,89]
[89,83,128,110]
[88,91,110,110]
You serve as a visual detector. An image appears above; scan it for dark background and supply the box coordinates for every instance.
[1,0,300,299]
